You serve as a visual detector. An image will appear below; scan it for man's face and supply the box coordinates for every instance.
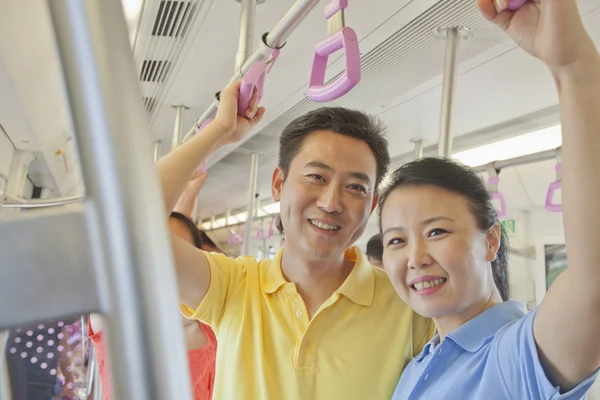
[273,130,379,260]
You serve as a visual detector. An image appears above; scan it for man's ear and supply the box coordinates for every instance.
[272,167,284,202]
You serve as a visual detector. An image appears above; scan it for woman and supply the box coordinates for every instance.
[379,0,600,398]
[89,170,219,400]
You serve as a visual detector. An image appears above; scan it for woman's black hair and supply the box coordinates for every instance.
[378,157,510,301]
[169,212,203,249]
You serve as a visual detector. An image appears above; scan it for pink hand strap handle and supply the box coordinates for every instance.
[257,221,264,240]
[508,0,528,10]
[268,218,275,239]
[545,163,563,212]
[494,0,528,12]
[486,164,507,219]
[238,49,280,116]
[307,0,361,102]
[324,0,348,18]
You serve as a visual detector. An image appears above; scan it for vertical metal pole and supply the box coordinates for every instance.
[412,139,424,160]
[2,151,34,214]
[153,140,162,163]
[5,151,34,197]
[242,152,259,255]
[235,0,256,72]
[93,359,102,400]
[171,105,188,150]
[47,1,192,399]
[437,27,461,159]
[0,331,12,400]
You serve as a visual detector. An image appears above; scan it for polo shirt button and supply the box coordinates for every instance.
[424,374,429,382]
[296,310,303,318]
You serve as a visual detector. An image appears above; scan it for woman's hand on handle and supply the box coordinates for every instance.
[480,0,600,392]
[477,0,598,73]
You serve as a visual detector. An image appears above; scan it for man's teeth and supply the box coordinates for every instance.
[309,219,340,231]
[413,278,446,291]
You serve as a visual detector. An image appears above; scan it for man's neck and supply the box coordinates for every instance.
[281,246,354,318]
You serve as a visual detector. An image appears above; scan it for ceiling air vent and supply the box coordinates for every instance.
[140,60,172,82]
[143,97,158,114]
[152,1,197,38]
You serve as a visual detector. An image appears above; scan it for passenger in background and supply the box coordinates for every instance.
[365,234,383,268]
[88,171,218,400]
[382,1,600,398]
[5,318,81,400]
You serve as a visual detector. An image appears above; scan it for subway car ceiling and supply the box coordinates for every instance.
[1,0,600,253]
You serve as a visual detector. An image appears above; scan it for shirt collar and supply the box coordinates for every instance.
[336,247,375,307]
[261,246,375,307]
[413,301,527,360]
[262,247,287,294]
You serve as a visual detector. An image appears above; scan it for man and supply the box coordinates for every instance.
[366,234,384,269]
[157,86,433,399]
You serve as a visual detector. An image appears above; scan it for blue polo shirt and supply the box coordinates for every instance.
[392,301,599,399]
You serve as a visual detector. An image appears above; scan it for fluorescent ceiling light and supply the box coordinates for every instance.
[262,203,281,214]
[200,203,282,230]
[120,0,145,46]
[453,125,562,167]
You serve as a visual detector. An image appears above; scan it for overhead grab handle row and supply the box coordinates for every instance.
[257,218,276,240]
[479,146,563,218]
[545,147,562,213]
[486,163,507,219]
[182,0,322,144]
[308,0,361,102]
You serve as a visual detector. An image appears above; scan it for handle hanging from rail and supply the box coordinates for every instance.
[545,148,562,213]
[268,218,275,239]
[307,0,361,102]
[257,220,264,240]
[486,163,507,219]
[238,45,280,116]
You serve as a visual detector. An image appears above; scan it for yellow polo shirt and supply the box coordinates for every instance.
[180,246,433,400]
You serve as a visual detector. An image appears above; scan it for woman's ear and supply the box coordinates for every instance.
[486,223,502,262]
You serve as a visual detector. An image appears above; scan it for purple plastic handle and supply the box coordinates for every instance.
[257,221,264,240]
[487,176,506,218]
[307,27,361,103]
[545,180,562,212]
[508,0,528,11]
[238,61,268,116]
[268,219,275,239]
[490,192,507,219]
[324,0,348,19]
[545,164,563,212]
[199,118,212,131]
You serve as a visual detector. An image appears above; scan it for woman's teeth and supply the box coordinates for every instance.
[413,278,446,291]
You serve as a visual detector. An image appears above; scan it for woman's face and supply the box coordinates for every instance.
[380,185,501,329]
